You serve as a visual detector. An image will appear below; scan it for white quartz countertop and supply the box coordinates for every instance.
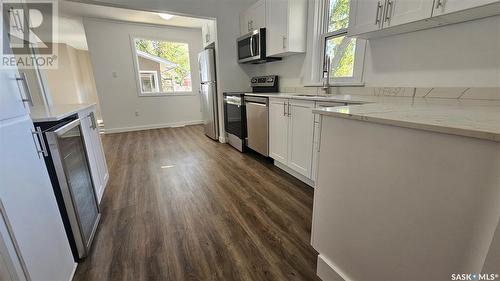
[245,92,500,142]
[314,97,500,142]
[30,103,95,122]
[245,92,369,104]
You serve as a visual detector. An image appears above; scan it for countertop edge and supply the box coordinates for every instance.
[30,103,96,122]
[314,109,500,143]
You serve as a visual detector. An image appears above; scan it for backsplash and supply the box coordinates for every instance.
[281,87,500,101]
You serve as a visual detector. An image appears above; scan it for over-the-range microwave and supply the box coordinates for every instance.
[237,28,281,64]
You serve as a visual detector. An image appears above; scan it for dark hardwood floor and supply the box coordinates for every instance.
[73,125,319,281]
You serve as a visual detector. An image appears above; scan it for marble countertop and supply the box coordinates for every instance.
[246,92,500,142]
[30,103,95,122]
[314,97,500,142]
[245,92,370,104]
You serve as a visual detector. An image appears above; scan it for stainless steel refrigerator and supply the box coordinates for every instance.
[198,49,219,140]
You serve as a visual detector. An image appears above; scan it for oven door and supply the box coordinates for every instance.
[237,29,262,63]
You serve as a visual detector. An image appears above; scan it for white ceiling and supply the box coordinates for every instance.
[56,1,214,50]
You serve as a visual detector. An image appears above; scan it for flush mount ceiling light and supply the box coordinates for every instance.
[158,13,174,21]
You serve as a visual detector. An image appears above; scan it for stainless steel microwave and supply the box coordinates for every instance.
[237,28,280,64]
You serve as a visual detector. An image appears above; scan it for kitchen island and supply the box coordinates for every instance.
[311,97,500,280]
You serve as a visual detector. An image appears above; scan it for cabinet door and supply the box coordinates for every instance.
[269,98,289,164]
[266,0,288,56]
[79,110,102,200]
[384,0,434,27]
[348,0,384,36]
[92,116,109,202]
[432,0,500,16]
[288,100,315,178]
[79,108,108,203]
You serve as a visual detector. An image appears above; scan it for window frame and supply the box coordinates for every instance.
[139,71,160,93]
[130,35,195,97]
[319,0,366,85]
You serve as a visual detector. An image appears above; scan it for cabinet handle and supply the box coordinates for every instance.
[385,0,393,22]
[250,20,253,30]
[282,36,287,49]
[89,112,97,130]
[283,102,286,116]
[15,73,33,106]
[435,0,443,9]
[32,126,48,157]
[287,102,291,117]
[375,1,383,26]
[249,36,254,57]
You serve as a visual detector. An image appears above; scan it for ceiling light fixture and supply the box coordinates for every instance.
[158,13,174,21]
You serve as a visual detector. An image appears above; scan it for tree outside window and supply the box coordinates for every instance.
[323,0,359,80]
[133,38,192,95]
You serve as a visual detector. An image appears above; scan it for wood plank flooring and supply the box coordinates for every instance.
[72,125,319,281]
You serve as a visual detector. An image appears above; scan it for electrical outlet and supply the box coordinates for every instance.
[135,111,139,117]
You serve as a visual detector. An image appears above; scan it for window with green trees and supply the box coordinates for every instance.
[133,38,192,95]
[323,0,357,79]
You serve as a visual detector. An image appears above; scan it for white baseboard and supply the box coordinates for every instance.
[102,120,203,134]
[68,263,78,281]
[317,255,351,281]
[219,135,227,143]
[274,160,315,187]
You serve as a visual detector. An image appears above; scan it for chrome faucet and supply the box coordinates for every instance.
[321,55,331,95]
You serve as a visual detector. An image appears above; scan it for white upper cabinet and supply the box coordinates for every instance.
[432,0,500,16]
[0,69,26,121]
[383,0,434,28]
[240,0,266,35]
[202,21,216,48]
[348,0,385,36]
[266,0,307,57]
[349,0,500,38]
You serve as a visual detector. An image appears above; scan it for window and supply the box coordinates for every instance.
[139,71,159,93]
[132,38,192,95]
[321,0,365,84]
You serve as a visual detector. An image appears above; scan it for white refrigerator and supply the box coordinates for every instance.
[198,49,219,140]
[0,31,75,280]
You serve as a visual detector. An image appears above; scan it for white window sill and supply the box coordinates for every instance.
[303,82,365,87]
[138,92,196,97]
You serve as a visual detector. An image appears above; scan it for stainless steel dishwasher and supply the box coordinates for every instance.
[244,96,269,156]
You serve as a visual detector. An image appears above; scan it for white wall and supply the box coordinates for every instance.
[246,13,500,88]
[364,15,500,87]
[78,0,255,137]
[45,44,82,104]
[83,18,205,132]
[44,43,103,117]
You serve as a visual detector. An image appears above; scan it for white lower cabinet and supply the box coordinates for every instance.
[79,106,108,203]
[269,98,315,180]
[269,98,289,164]
[287,100,315,178]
